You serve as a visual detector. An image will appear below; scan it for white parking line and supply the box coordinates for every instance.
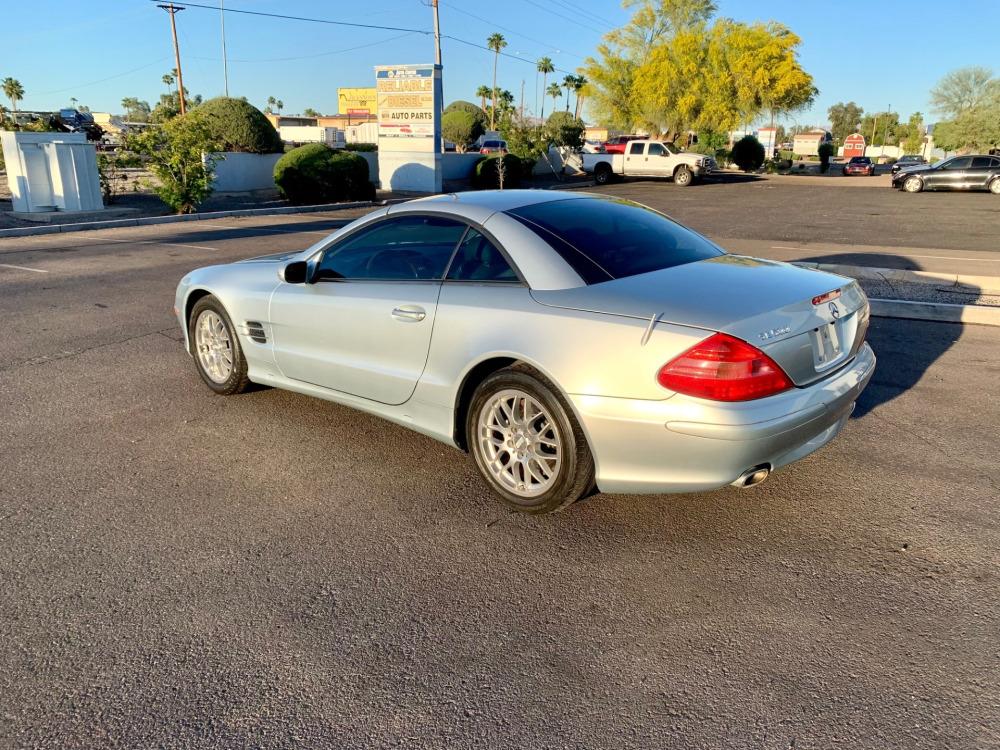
[0,263,48,273]
[200,221,333,236]
[92,236,218,251]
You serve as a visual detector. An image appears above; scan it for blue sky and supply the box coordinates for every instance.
[5,0,999,127]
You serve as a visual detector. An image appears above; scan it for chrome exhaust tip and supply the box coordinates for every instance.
[731,464,771,489]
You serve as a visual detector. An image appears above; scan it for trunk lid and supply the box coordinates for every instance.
[530,255,870,386]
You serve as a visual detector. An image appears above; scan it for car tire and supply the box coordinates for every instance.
[593,163,612,185]
[188,294,251,395]
[467,364,595,514]
[903,175,923,193]
[673,165,693,187]
[990,178,1000,195]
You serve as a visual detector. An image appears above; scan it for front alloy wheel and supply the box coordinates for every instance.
[903,175,923,193]
[674,165,693,187]
[189,295,250,395]
[468,366,594,514]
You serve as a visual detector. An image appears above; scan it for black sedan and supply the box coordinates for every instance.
[893,155,1000,194]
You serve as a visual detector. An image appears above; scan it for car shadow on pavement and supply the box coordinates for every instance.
[794,252,969,419]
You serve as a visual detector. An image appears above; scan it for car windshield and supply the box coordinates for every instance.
[663,142,681,155]
[506,197,723,285]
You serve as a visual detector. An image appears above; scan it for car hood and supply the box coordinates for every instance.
[530,255,862,342]
[894,164,932,175]
[237,250,301,263]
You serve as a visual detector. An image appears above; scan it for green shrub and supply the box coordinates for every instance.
[442,110,484,152]
[195,96,283,154]
[273,144,373,204]
[473,154,522,189]
[344,142,377,152]
[731,135,765,172]
[545,111,585,150]
[779,149,795,161]
[125,112,221,214]
[444,100,487,129]
[818,141,835,173]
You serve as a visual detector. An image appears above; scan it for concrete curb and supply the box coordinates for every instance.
[793,262,1000,296]
[869,298,1000,327]
[0,200,399,239]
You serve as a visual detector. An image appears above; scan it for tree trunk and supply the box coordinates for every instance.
[490,54,499,131]
[540,73,547,120]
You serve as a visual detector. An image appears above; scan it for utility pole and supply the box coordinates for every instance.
[431,0,442,66]
[220,0,229,97]
[519,79,525,120]
[881,102,891,160]
[159,3,187,116]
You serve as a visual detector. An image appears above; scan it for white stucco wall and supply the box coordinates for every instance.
[441,153,482,180]
[208,152,283,192]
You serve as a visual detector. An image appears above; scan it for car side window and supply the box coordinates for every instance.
[628,142,644,155]
[315,215,467,281]
[647,143,665,157]
[971,157,992,168]
[446,229,519,282]
[943,157,973,170]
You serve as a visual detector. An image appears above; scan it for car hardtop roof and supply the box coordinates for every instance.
[401,189,593,211]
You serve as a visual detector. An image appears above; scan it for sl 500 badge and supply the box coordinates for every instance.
[759,326,791,341]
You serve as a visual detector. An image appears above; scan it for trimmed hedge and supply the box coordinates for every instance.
[274,144,374,204]
[731,135,765,172]
[473,154,522,189]
[195,97,283,154]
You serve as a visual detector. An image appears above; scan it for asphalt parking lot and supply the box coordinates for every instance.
[2,198,999,748]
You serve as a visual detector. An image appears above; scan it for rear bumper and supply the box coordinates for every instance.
[570,343,876,494]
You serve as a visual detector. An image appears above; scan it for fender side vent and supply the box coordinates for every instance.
[246,321,267,344]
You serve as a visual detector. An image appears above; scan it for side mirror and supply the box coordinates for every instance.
[280,260,309,284]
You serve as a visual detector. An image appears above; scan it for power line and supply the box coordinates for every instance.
[147,0,581,75]
[515,0,608,35]
[439,1,587,61]
[34,57,173,95]
[538,0,617,29]
[187,32,417,63]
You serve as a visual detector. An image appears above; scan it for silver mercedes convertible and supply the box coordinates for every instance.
[174,191,875,513]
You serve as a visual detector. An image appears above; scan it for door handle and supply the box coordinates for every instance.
[391,306,426,322]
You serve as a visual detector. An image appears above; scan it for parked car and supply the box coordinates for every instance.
[175,191,874,514]
[479,139,508,155]
[892,154,1000,194]
[582,140,715,186]
[581,140,605,154]
[890,155,928,175]
[602,134,642,154]
[842,156,876,176]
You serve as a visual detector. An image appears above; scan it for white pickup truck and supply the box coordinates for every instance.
[581,140,716,186]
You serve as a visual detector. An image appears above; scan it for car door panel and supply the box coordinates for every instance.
[269,281,441,405]
[267,214,467,406]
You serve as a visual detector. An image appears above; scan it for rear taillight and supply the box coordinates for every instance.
[657,332,793,401]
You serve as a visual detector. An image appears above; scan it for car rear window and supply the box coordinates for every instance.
[506,198,723,284]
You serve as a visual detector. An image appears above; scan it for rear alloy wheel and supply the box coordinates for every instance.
[189,295,250,395]
[468,366,594,514]
[990,178,1000,195]
[594,163,613,185]
[674,165,693,187]
[903,175,923,193]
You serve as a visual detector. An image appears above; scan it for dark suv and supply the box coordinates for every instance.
[892,155,1000,194]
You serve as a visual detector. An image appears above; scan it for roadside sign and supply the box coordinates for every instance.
[375,65,440,150]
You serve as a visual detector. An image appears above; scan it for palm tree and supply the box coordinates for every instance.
[265,95,277,114]
[2,77,24,113]
[572,75,587,119]
[536,57,554,119]
[546,82,562,116]
[162,72,175,94]
[562,75,576,112]
[475,85,492,112]
[276,99,284,114]
[486,33,507,130]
